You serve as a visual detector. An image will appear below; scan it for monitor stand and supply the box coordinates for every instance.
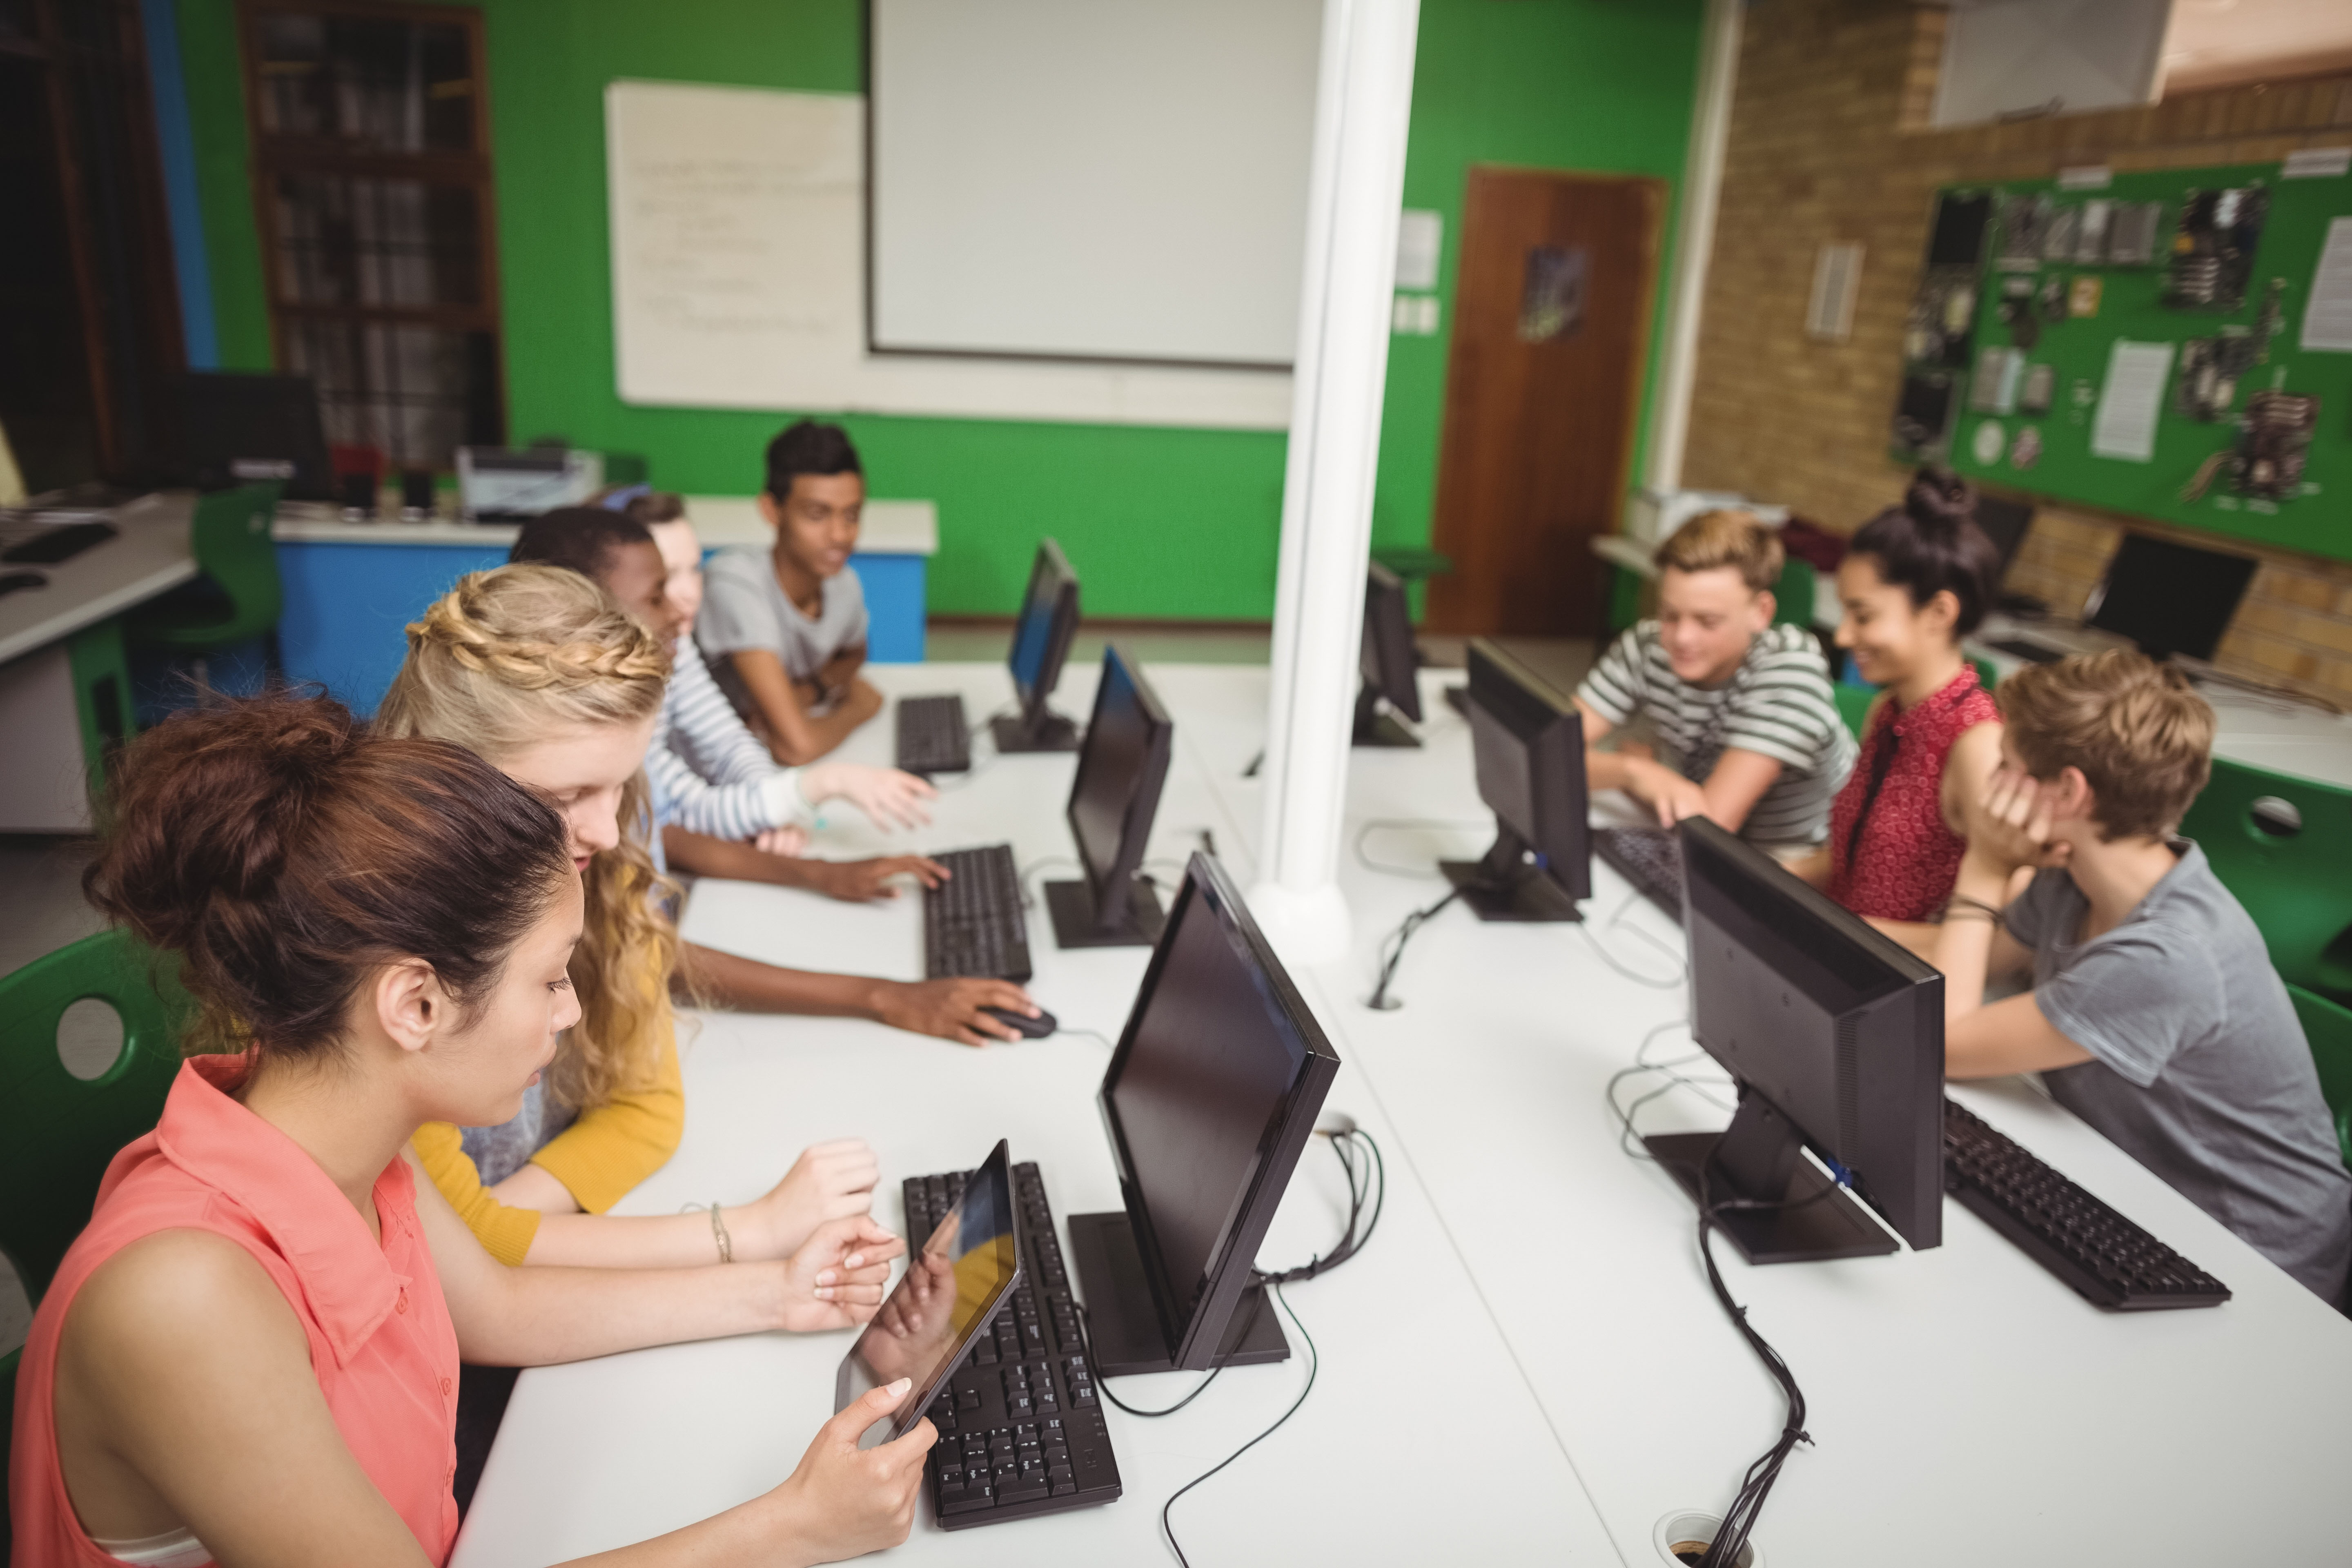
[1043,875,1166,949]
[1644,1093,1898,1265]
[1066,1209,1291,1377]
[992,706,1081,753]
[1351,680,1421,748]
[1439,826,1581,923]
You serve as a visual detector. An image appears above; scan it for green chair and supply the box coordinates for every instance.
[2287,986,2352,1170]
[0,928,193,1533]
[2180,756,2352,1004]
[126,481,285,661]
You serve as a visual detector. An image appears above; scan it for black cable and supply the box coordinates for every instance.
[1074,1295,1254,1419]
[1365,888,1462,1010]
[1609,1030,1818,1568]
[1158,1280,1317,1568]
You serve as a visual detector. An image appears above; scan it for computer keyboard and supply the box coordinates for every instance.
[923,844,1033,981]
[1,520,116,565]
[896,693,971,775]
[1595,826,1684,922]
[902,1161,1121,1527]
[1983,636,2064,665]
[1943,1099,2230,1310]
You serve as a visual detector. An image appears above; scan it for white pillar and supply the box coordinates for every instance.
[1644,0,1744,494]
[1250,0,1421,965]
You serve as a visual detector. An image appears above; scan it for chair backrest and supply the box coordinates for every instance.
[0,928,194,1544]
[0,928,193,1303]
[2287,985,2352,1169]
[2179,755,2352,1001]
[187,481,285,642]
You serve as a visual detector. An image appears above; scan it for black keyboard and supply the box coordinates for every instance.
[1943,1099,2230,1310]
[1595,826,1684,922]
[902,1161,1120,1527]
[2,520,116,565]
[1984,636,2065,665]
[923,844,1032,981]
[896,693,971,775]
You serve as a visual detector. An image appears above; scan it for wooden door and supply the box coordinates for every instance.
[1425,168,1664,638]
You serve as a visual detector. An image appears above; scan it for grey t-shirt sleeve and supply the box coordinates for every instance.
[2033,918,2227,1089]
[694,550,784,659]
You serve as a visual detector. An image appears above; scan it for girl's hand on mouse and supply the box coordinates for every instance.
[866,978,1040,1046]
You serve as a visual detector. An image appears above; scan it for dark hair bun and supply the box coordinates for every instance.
[86,692,573,1060]
[1903,465,1976,532]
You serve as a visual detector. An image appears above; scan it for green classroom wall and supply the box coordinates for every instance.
[174,0,1701,619]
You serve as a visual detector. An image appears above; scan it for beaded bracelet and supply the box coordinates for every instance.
[1942,893,2006,929]
[709,1201,734,1264]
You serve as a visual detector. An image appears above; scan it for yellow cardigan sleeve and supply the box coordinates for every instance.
[410,1122,542,1267]
[526,1010,684,1215]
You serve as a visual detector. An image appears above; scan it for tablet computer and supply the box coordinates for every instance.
[835,1139,1020,1449]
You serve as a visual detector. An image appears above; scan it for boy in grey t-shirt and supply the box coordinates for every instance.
[696,419,883,764]
[1935,651,2350,1303]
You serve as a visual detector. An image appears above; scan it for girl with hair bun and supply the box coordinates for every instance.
[10,693,928,1567]
[1792,466,2005,931]
[376,566,1033,1280]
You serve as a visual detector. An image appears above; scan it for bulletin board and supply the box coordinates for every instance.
[1891,155,2352,562]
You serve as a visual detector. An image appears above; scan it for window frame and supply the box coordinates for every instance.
[234,0,506,456]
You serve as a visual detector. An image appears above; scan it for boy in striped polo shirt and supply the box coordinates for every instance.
[1576,509,1856,845]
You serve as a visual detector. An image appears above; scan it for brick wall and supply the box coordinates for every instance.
[1680,0,2352,704]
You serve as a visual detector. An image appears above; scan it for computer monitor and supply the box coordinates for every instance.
[996,539,1084,753]
[1644,818,1945,1264]
[1971,492,2031,581]
[1043,644,1172,950]
[1067,852,1342,1376]
[1439,638,1589,923]
[2085,532,2257,663]
[174,372,334,500]
[1354,560,1423,748]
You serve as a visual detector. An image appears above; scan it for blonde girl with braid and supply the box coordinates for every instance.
[381,566,1030,1273]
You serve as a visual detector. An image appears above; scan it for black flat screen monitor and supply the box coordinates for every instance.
[1045,644,1173,949]
[1441,638,1588,922]
[1354,561,1422,746]
[998,539,1083,751]
[835,1138,1017,1446]
[1068,853,1341,1376]
[174,372,334,500]
[1650,819,1945,1265]
[2086,532,2258,662]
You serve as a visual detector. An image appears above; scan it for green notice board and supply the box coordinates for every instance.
[1911,159,2352,562]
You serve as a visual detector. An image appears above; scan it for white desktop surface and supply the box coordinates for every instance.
[451,661,1618,1567]
[1294,672,2352,1567]
[456,660,2352,1568]
[0,493,198,665]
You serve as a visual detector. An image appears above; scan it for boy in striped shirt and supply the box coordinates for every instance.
[1576,510,1856,845]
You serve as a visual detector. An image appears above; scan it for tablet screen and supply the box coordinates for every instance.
[835,1140,1019,1448]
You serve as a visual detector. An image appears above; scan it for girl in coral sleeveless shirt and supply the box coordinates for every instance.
[11,695,929,1567]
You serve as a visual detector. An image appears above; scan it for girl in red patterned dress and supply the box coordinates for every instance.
[1792,470,2004,944]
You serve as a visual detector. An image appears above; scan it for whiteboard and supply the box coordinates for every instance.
[869,0,1321,367]
[604,81,1292,428]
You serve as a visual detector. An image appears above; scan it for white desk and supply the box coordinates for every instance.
[452,662,1618,1567]
[0,494,198,831]
[0,492,197,666]
[1264,669,2352,1567]
[457,659,2352,1568]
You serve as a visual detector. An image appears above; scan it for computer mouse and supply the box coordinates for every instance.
[0,570,49,597]
[981,1006,1057,1040]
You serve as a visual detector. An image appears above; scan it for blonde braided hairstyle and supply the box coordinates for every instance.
[377,564,677,1109]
